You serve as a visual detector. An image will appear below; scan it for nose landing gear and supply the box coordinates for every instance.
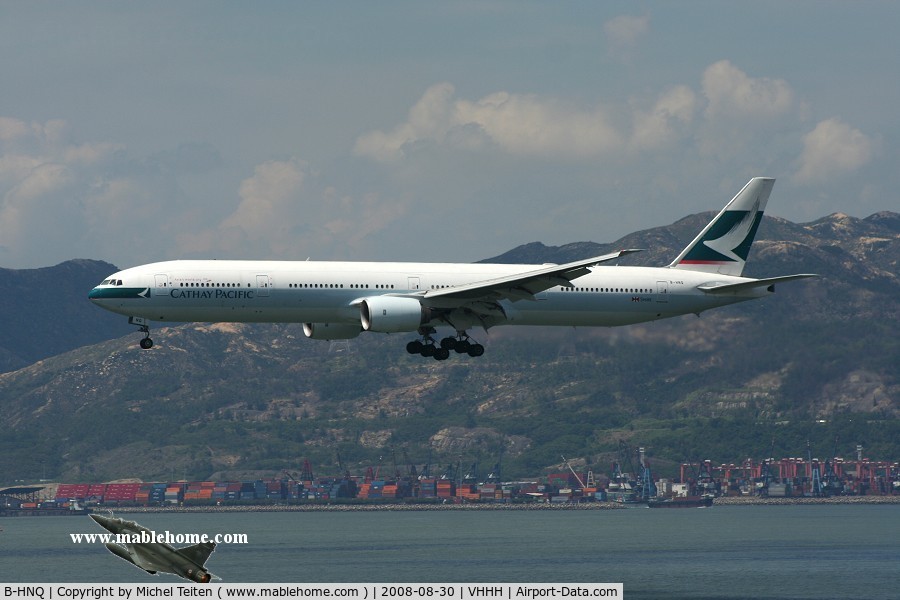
[129,316,154,350]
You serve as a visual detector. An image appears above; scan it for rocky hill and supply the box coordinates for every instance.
[0,259,132,372]
[0,211,897,484]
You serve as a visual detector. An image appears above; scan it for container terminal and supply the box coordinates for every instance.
[3,445,897,515]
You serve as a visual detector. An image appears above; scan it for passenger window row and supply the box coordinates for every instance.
[287,283,396,289]
[561,287,651,293]
[178,282,246,288]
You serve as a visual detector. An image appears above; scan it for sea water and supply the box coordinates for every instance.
[1,505,897,599]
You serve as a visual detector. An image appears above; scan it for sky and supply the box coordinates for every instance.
[1,1,898,269]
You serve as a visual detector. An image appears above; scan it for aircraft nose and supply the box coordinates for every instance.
[90,513,113,529]
[88,286,118,305]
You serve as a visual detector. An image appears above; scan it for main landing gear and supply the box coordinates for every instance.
[406,330,485,360]
[129,316,153,350]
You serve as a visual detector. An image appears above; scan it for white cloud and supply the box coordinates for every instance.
[357,63,799,168]
[33,119,69,147]
[83,178,149,228]
[455,92,623,158]
[353,83,456,163]
[6,162,72,203]
[213,158,407,259]
[63,142,124,166]
[702,60,794,119]
[604,14,650,54]
[0,162,75,254]
[0,117,29,142]
[629,85,697,152]
[0,50,884,269]
[0,116,196,266]
[319,188,407,251]
[793,118,874,184]
[221,158,308,240]
[355,83,623,163]
[0,154,43,185]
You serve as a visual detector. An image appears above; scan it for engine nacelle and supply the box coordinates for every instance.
[302,322,362,340]
[182,567,212,584]
[360,296,427,333]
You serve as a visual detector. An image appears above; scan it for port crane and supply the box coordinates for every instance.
[807,440,824,497]
[485,448,504,484]
[638,448,657,501]
[756,438,776,497]
[560,455,587,489]
[301,459,315,483]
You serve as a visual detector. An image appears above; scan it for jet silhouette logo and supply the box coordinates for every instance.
[681,198,763,265]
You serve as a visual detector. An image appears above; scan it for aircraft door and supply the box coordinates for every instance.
[407,277,421,291]
[256,275,270,297]
[656,281,668,303]
[154,274,169,293]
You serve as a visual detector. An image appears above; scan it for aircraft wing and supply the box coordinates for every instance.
[698,274,819,294]
[127,545,172,574]
[177,542,216,567]
[422,249,641,303]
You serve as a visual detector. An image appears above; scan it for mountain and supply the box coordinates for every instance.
[0,212,897,485]
[0,259,133,373]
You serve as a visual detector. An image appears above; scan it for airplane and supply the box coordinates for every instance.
[89,177,817,360]
[90,513,217,582]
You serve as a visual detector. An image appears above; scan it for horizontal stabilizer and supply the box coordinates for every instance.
[698,274,819,294]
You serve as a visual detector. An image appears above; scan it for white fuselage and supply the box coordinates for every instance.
[87,177,813,357]
[89,259,766,329]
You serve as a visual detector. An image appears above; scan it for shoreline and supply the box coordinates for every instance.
[96,495,900,514]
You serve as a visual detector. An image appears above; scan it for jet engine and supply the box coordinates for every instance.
[360,296,429,333]
[302,322,362,340]
[182,567,212,583]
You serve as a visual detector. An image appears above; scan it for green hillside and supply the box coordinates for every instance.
[1,211,897,484]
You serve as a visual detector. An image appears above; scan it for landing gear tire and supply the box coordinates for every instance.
[455,339,471,353]
[139,337,153,350]
[440,337,457,351]
[433,347,450,361]
[407,340,424,354]
[420,344,436,357]
[467,343,485,357]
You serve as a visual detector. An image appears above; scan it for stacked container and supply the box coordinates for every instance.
[436,480,454,499]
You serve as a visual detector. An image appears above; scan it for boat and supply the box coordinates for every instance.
[647,496,713,508]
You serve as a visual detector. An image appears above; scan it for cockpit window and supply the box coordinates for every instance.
[101,279,110,285]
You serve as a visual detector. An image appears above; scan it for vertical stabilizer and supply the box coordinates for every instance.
[669,177,774,276]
